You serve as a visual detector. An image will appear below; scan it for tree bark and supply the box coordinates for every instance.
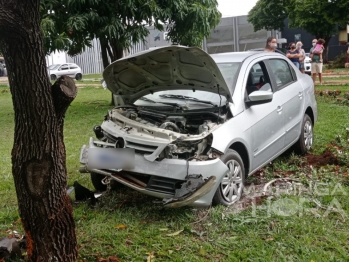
[0,1,78,261]
[99,38,110,69]
[100,39,124,106]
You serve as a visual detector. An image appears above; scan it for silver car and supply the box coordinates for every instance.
[79,46,317,208]
[48,63,82,80]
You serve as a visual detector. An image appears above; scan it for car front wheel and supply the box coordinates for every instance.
[296,114,313,154]
[90,172,120,192]
[213,149,245,206]
[75,73,82,80]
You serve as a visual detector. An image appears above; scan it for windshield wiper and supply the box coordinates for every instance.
[139,97,156,103]
[138,97,186,109]
[159,94,217,106]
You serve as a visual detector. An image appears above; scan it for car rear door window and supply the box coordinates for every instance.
[268,59,295,90]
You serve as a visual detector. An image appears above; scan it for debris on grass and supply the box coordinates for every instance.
[166,229,184,236]
[115,224,127,230]
[306,150,340,166]
[0,231,26,261]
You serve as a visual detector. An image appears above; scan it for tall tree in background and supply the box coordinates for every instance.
[0,0,77,261]
[40,0,221,104]
[248,0,349,62]
[40,0,221,67]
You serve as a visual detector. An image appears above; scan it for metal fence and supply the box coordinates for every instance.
[67,39,147,75]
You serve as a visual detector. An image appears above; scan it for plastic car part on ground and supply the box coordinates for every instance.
[0,231,26,261]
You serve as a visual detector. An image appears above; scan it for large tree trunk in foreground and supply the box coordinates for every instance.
[0,1,78,261]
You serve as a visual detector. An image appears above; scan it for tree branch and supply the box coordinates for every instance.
[51,76,77,119]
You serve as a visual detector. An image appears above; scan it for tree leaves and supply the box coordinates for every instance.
[248,0,349,40]
[40,0,221,62]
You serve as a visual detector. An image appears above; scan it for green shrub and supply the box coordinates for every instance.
[327,52,348,69]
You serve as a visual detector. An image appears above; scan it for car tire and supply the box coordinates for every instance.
[91,172,107,192]
[90,172,121,192]
[50,74,57,81]
[212,149,245,206]
[75,73,82,81]
[295,114,313,154]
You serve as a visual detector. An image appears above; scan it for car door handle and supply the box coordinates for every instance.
[298,92,303,98]
[276,106,283,113]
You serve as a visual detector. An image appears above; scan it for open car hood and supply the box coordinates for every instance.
[103,46,232,103]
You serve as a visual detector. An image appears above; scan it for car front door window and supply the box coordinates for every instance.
[244,61,285,170]
[60,64,69,71]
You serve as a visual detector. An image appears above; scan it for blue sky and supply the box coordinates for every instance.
[218,0,258,17]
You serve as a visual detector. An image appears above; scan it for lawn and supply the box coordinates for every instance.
[0,82,349,261]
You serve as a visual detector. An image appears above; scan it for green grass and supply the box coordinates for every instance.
[1,83,349,261]
[82,73,103,80]
[322,66,349,73]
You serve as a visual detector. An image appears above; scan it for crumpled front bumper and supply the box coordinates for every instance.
[79,137,229,207]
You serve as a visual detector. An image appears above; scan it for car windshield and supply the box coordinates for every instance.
[134,90,227,109]
[216,62,241,94]
[48,64,60,70]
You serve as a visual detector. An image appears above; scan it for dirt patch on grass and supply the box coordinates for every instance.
[305,149,340,166]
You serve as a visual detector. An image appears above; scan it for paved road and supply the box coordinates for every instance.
[0,76,8,83]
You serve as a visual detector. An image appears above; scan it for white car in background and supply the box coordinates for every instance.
[48,63,83,80]
[304,53,312,75]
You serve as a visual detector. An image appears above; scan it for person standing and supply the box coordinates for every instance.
[296,41,306,73]
[286,42,301,69]
[264,37,277,52]
[309,39,324,85]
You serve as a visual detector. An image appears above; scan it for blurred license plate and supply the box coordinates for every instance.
[88,148,135,169]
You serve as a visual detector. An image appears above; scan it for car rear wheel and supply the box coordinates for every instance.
[50,74,57,81]
[213,149,245,206]
[75,73,82,80]
[296,114,313,154]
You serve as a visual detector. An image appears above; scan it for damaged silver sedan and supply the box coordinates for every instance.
[79,46,317,207]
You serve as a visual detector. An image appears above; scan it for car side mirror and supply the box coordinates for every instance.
[246,86,273,106]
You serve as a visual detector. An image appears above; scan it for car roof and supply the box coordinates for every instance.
[210,51,286,64]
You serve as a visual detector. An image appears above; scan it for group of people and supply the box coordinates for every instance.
[264,36,325,85]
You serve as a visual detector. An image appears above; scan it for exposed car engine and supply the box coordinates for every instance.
[94,105,229,160]
[115,106,225,135]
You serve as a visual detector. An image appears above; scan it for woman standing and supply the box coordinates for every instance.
[264,37,277,52]
[296,41,306,73]
[286,42,301,69]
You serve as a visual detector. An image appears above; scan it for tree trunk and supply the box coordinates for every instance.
[0,1,78,261]
[99,38,110,69]
[104,40,124,106]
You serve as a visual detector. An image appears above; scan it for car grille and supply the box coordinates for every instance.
[146,176,183,195]
[125,141,158,154]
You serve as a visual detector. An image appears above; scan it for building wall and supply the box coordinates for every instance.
[44,15,282,75]
[145,16,280,54]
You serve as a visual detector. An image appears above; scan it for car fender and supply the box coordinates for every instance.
[299,73,318,124]
[210,116,252,172]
